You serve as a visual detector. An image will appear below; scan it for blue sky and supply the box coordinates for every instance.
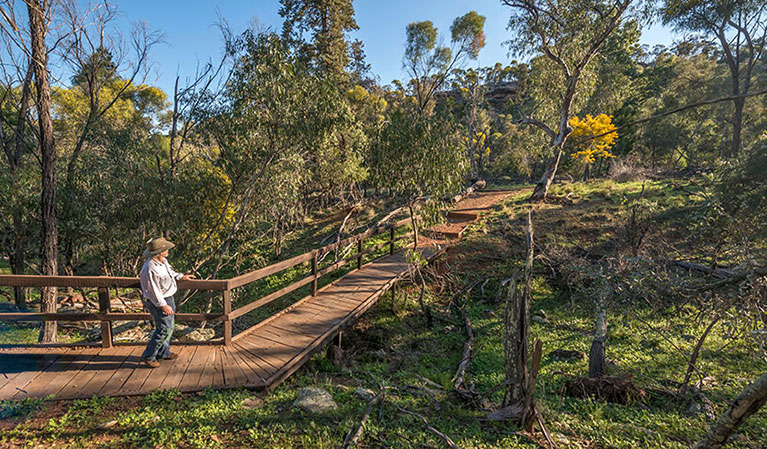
[115,0,677,95]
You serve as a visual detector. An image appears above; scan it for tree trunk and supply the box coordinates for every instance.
[28,0,59,343]
[583,163,591,182]
[730,96,744,158]
[588,294,607,378]
[408,202,419,248]
[529,148,563,201]
[693,373,767,449]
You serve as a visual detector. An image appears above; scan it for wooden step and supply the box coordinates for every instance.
[447,210,479,221]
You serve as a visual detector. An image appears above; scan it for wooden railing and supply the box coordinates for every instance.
[0,217,416,348]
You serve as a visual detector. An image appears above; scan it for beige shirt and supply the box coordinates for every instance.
[139,257,183,307]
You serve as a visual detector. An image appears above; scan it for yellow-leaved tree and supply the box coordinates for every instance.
[569,114,618,180]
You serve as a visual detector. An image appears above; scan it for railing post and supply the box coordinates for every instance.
[357,237,363,270]
[389,226,395,255]
[98,287,113,349]
[312,251,318,296]
[223,289,232,346]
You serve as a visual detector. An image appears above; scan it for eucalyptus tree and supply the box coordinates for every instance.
[502,0,645,201]
[403,11,486,117]
[279,0,359,78]
[26,0,58,342]
[662,0,767,158]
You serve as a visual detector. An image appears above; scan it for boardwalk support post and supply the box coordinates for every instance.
[98,287,112,349]
[390,226,395,255]
[357,238,363,270]
[312,251,318,296]
[223,290,232,346]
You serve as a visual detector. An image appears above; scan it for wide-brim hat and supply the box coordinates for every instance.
[143,237,175,258]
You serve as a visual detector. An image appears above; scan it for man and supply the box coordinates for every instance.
[139,237,195,368]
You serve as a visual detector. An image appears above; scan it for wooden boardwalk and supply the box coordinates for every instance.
[0,251,432,401]
[0,190,513,401]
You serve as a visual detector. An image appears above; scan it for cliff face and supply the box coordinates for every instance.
[437,81,520,113]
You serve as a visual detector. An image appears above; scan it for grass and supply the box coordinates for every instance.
[1,178,766,448]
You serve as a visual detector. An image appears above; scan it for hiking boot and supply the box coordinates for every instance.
[163,353,179,360]
[141,358,160,368]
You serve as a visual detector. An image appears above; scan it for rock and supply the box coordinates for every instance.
[531,315,548,324]
[293,387,337,413]
[174,323,215,342]
[99,420,118,429]
[354,387,376,401]
[549,349,586,362]
[242,397,263,409]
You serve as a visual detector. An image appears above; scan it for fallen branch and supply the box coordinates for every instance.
[452,302,474,390]
[671,260,734,280]
[392,403,459,449]
[342,387,385,449]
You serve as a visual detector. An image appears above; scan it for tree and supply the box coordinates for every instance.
[502,0,642,200]
[403,11,485,116]
[279,0,359,78]
[662,0,767,158]
[25,0,58,342]
[568,113,618,180]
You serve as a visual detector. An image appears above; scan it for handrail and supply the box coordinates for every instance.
[0,213,419,348]
[0,275,228,290]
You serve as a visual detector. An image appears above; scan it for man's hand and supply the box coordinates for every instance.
[161,305,174,316]
[181,274,196,280]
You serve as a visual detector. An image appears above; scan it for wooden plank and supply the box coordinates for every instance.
[120,349,163,396]
[238,333,301,366]
[258,326,315,349]
[220,346,248,387]
[228,346,271,385]
[56,348,123,399]
[97,346,144,396]
[177,345,211,392]
[261,324,319,348]
[12,348,95,400]
[204,347,226,389]
[0,353,42,391]
[300,300,352,315]
[192,345,218,390]
[159,345,198,391]
[76,345,135,398]
[227,252,314,289]
[0,353,61,399]
[229,275,313,320]
[135,347,185,395]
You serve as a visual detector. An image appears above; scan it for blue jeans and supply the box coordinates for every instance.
[142,296,175,361]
